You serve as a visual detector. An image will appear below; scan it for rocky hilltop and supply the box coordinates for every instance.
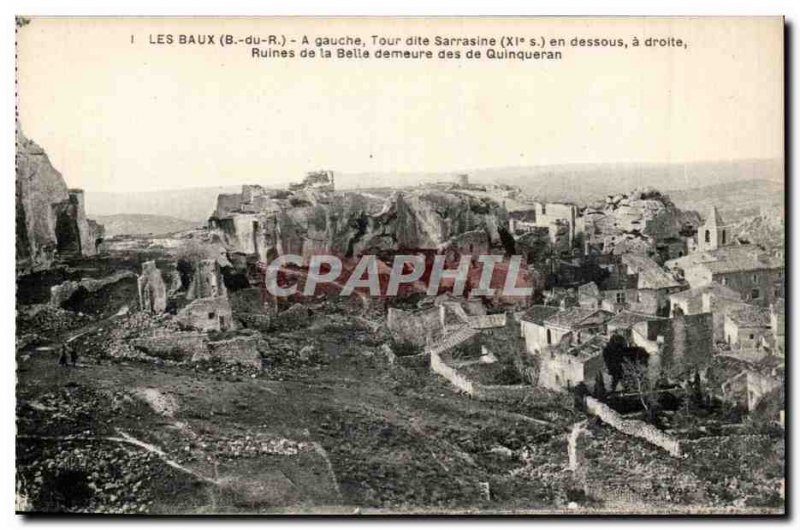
[16,126,103,272]
[583,188,701,261]
[209,184,509,261]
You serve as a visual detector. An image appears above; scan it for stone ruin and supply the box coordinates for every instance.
[187,258,227,300]
[178,258,234,332]
[16,126,103,272]
[288,170,335,192]
[137,260,168,313]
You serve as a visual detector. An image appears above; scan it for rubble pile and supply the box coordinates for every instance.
[191,358,263,379]
[16,382,182,514]
[194,434,312,460]
[16,440,160,513]
[77,312,185,364]
[16,304,92,337]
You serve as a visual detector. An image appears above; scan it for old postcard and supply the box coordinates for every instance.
[15,16,785,515]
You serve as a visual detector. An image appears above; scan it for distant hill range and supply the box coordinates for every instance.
[85,159,782,223]
[467,158,782,204]
[86,186,241,225]
[668,178,784,224]
[95,214,202,237]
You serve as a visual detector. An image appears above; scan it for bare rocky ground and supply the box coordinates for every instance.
[16,251,784,515]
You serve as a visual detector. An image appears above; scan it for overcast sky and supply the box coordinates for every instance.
[17,17,783,192]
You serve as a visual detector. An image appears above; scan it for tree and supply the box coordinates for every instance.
[620,351,661,424]
[573,382,589,412]
[602,334,628,390]
[690,370,704,409]
[593,371,607,400]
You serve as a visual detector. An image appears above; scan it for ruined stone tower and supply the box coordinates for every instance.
[697,205,730,252]
[137,260,167,313]
[187,258,227,300]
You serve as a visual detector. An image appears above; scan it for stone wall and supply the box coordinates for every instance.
[585,396,682,457]
[430,349,530,403]
[474,384,530,403]
[177,295,234,332]
[188,259,227,300]
[430,350,476,395]
[396,352,431,368]
[131,331,209,361]
[201,335,262,369]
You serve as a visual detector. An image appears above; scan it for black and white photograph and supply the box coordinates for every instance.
[12,14,787,516]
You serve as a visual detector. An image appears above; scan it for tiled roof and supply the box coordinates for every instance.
[703,205,725,228]
[668,283,742,302]
[668,245,784,275]
[726,304,771,327]
[468,313,507,329]
[555,333,608,360]
[520,305,560,325]
[607,311,666,330]
[621,254,681,290]
[578,282,600,298]
[544,307,611,330]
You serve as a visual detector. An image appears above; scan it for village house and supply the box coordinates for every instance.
[712,356,784,414]
[668,283,743,342]
[723,303,772,353]
[745,365,783,413]
[576,256,641,312]
[619,254,684,316]
[606,311,667,337]
[537,333,608,391]
[665,244,784,307]
[618,312,714,378]
[520,305,612,355]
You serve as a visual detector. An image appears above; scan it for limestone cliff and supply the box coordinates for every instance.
[16,127,102,272]
[209,185,509,262]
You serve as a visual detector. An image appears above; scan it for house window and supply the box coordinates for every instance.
[615,292,626,304]
[546,329,552,345]
[721,277,728,286]
[752,274,758,283]
[751,288,760,300]
[555,374,560,385]
[705,230,711,243]
[542,205,547,215]
[722,230,727,244]
[749,334,755,340]
[208,312,216,320]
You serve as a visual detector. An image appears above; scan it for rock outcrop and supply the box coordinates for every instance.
[16,127,102,272]
[49,270,137,308]
[208,185,510,262]
[583,188,701,262]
